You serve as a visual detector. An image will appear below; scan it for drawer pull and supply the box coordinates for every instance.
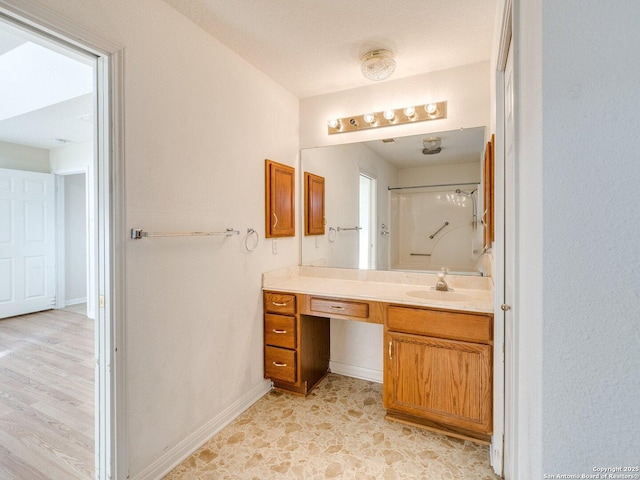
[272,329,287,334]
[272,301,289,306]
[329,305,345,310]
[272,361,288,367]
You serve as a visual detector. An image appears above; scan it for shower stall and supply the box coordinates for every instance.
[389,183,483,273]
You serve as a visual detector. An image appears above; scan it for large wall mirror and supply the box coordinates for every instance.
[301,127,488,275]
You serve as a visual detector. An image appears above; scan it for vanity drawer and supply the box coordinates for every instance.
[310,297,369,319]
[264,314,296,349]
[264,292,297,315]
[387,306,492,344]
[265,346,297,384]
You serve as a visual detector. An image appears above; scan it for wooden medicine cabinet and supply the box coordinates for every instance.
[304,172,325,236]
[265,159,295,238]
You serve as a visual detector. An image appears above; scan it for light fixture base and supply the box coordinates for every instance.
[327,101,447,135]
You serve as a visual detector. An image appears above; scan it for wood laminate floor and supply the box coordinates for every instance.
[0,306,94,480]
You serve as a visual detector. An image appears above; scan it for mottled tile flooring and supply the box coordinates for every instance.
[165,374,500,479]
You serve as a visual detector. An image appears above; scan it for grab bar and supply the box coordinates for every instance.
[337,226,362,232]
[410,253,432,256]
[131,228,240,239]
[429,221,449,240]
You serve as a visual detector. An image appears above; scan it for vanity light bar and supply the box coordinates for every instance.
[327,101,447,135]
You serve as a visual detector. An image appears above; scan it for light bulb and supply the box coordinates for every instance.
[363,113,376,124]
[383,109,395,121]
[403,106,416,117]
[327,119,340,129]
[425,103,438,115]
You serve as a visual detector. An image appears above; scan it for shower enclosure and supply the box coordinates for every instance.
[389,184,483,273]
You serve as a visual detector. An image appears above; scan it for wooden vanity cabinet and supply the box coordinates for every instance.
[263,291,329,395]
[384,305,493,443]
[265,159,295,238]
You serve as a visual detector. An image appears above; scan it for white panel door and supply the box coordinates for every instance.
[0,168,56,318]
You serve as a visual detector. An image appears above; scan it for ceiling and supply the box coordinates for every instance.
[0,21,94,150]
[362,127,486,169]
[162,0,499,98]
[0,1,497,151]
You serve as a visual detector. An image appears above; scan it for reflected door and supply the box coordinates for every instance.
[0,168,56,318]
[359,173,376,269]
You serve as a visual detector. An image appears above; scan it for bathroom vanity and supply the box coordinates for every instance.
[263,266,494,444]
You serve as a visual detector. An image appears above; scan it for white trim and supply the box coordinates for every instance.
[131,380,273,480]
[490,1,512,477]
[65,297,87,306]
[55,175,66,310]
[330,361,383,384]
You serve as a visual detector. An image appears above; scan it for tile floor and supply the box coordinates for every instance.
[165,374,500,479]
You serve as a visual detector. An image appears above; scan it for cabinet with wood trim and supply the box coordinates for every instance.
[383,305,493,443]
[265,159,295,238]
[263,291,330,395]
[304,172,325,236]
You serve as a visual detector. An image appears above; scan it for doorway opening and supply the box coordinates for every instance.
[0,5,122,478]
[358,172,377,269]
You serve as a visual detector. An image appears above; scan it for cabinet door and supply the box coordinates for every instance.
[483,135,495,248]
[265,159,295,237]
[384,332,492,434]
[304,172,325,235]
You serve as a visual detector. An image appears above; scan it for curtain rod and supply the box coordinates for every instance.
[388,182,479,191]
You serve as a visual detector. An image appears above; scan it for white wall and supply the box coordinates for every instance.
[64,173,86,304]
[49,141,92,170]
[26,1,299,478]
[539,0,640,474]
[301,142,397,269]
[0,140,49,172]
[300,61,491,149]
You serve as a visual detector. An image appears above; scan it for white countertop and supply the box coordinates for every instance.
[263,266,494,314]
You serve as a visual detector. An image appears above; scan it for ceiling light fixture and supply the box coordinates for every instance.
[360,49,396,81]
[326,101,447,135]
[422,136,442,155]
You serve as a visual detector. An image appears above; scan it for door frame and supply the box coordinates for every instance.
[492,0,512,476]
[0,2,127,478]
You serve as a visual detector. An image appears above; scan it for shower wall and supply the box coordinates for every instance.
[390,162,482,272]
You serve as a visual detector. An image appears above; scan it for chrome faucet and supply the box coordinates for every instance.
[435,268,450,291]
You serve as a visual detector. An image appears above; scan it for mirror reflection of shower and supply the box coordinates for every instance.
[389,183,483,273]
[455,188,478,229]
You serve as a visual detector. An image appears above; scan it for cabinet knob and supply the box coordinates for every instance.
[501,304,511,311]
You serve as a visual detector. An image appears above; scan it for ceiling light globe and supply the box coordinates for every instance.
[327,119,340,129]
[360,49,396,81]
[363,113,376,124]
[383,109,396,121]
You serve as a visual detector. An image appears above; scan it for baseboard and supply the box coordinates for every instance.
[330,361,383,384]
[65,297,87,306]
[131,379,272,480]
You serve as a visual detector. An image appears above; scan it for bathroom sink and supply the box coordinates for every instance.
[405,290,472,302]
